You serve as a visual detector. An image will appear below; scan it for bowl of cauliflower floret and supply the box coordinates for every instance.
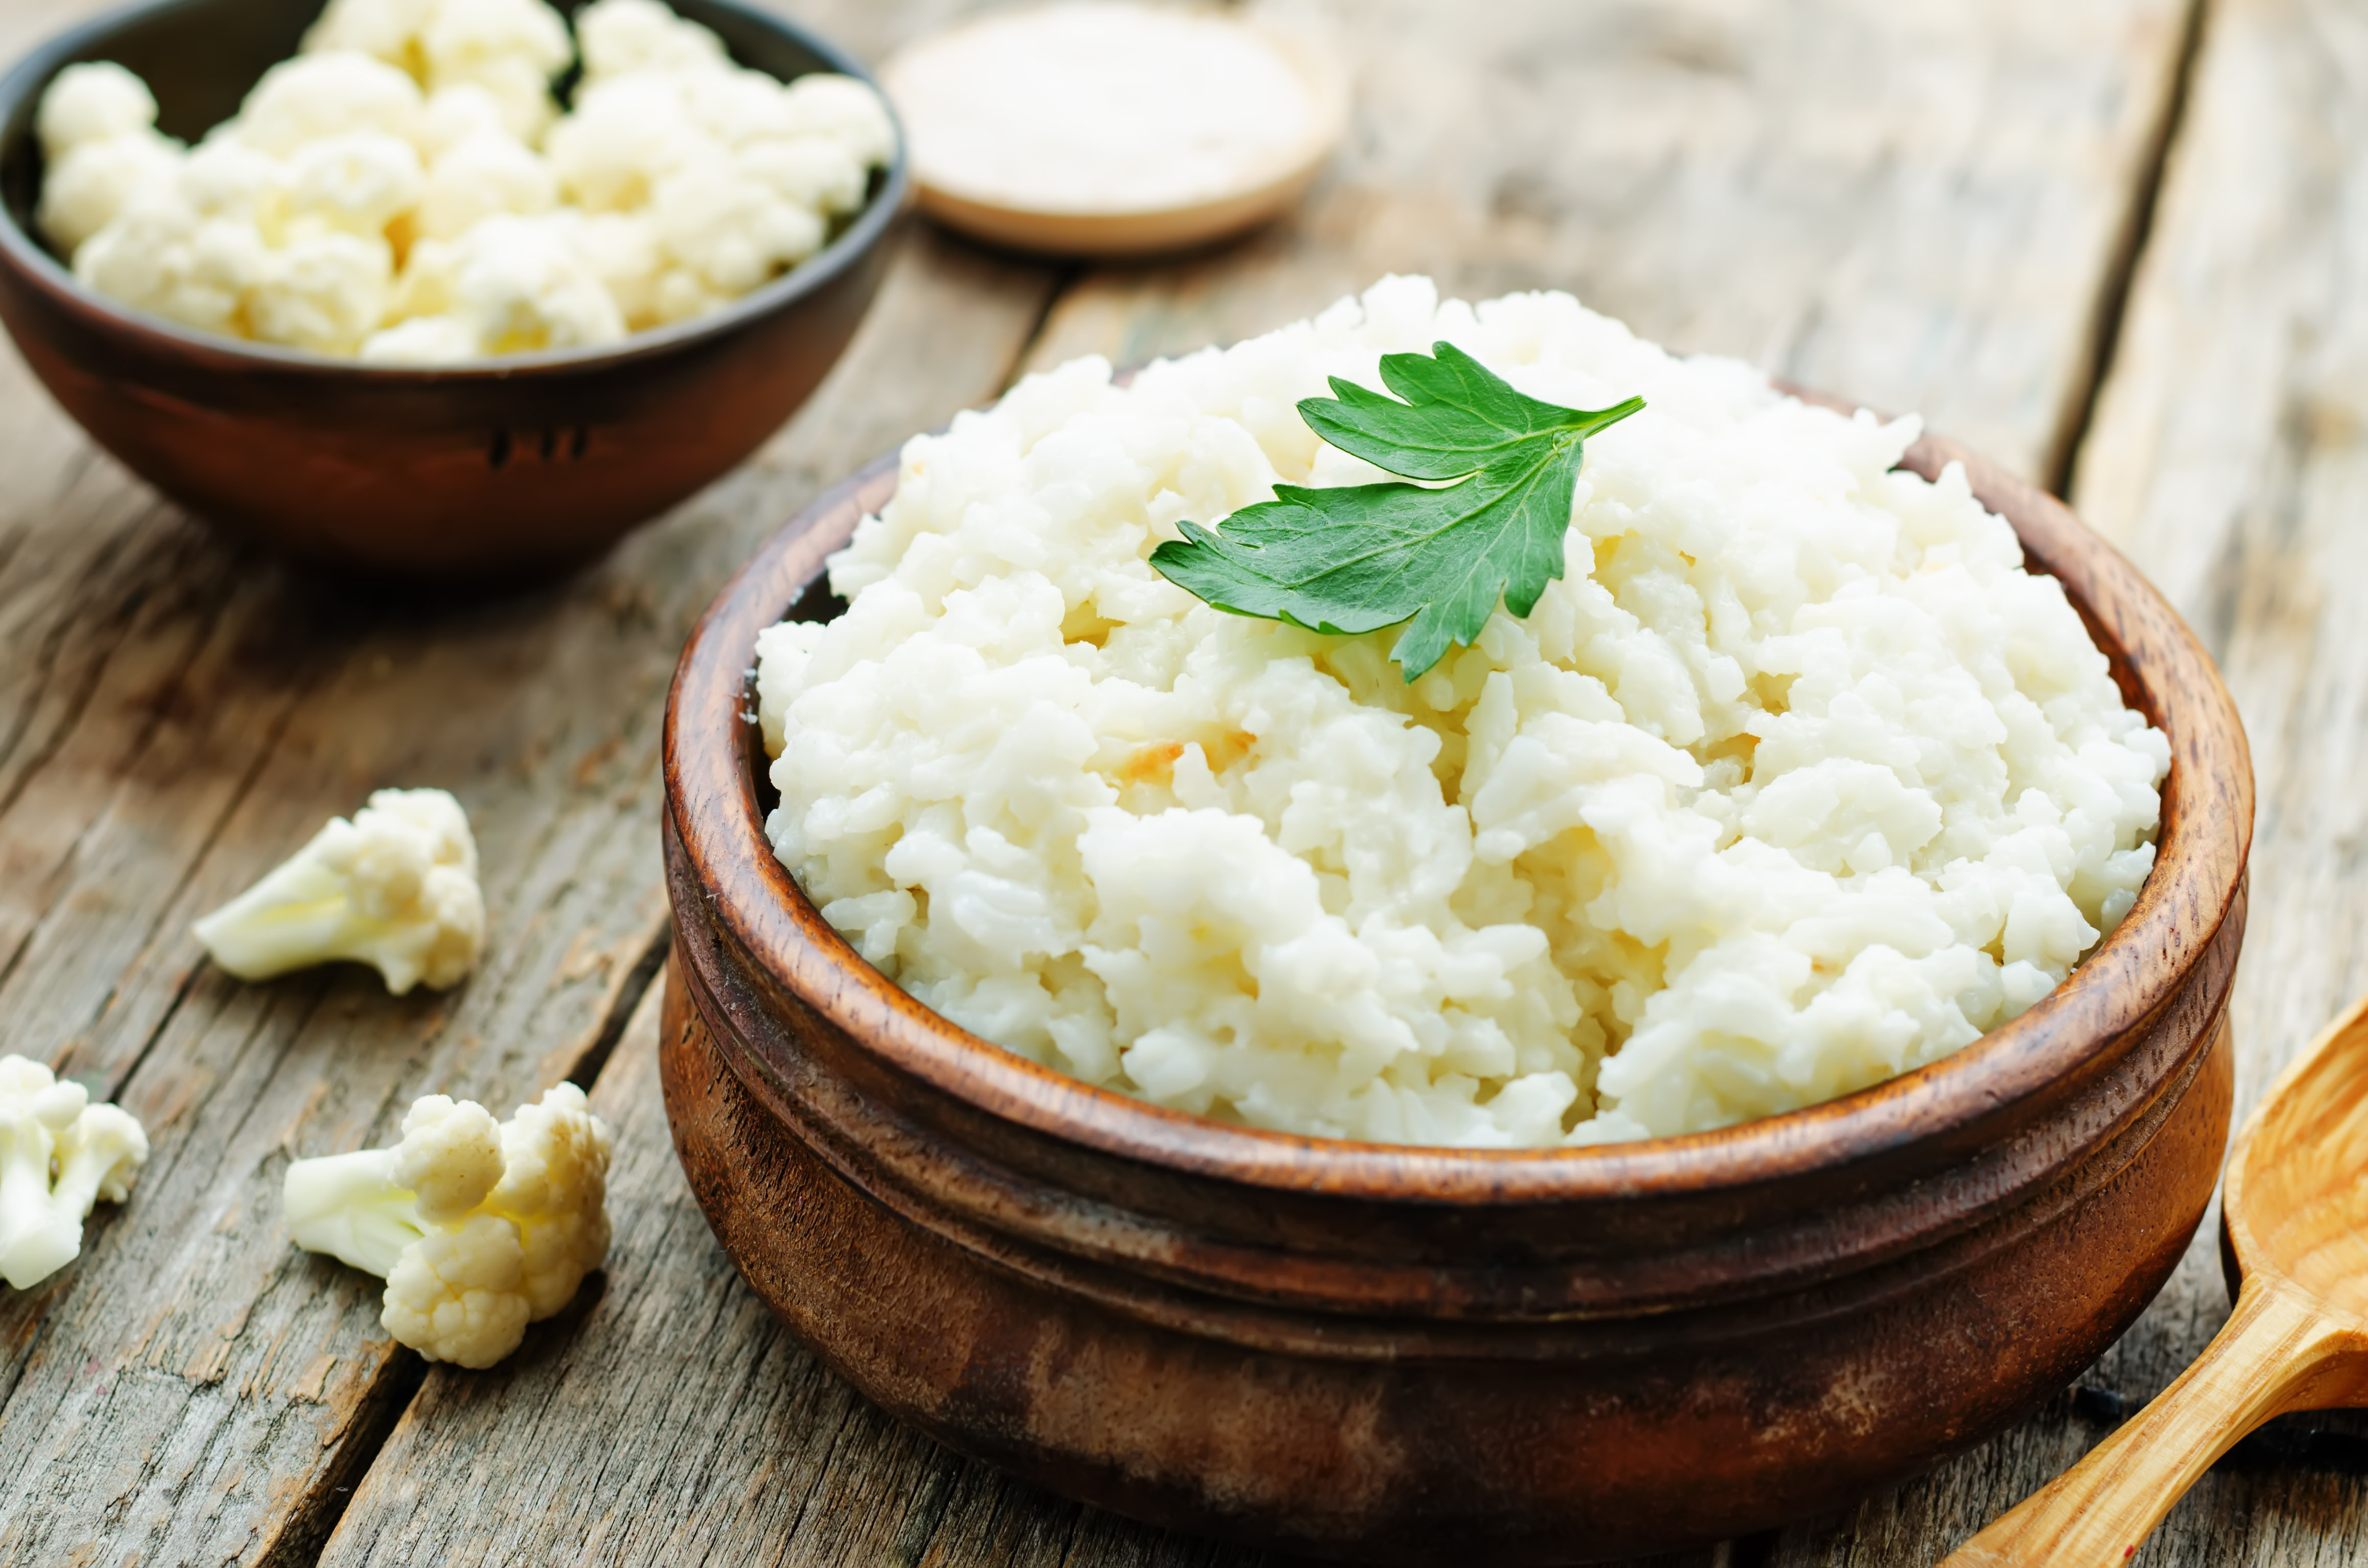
[0,0,907,581]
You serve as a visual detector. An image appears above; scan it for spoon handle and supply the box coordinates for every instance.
[1938,1283,2343,1566]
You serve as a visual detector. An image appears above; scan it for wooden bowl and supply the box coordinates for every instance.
[0,0,907,584]
[658,408,2253,1564]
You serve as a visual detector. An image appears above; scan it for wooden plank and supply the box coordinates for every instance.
[310,975,1226,1568]
[1773,0,2368,1560]
[318,965,1729,1568]
[0,192,1061,1566]
[1022,0,2197,487]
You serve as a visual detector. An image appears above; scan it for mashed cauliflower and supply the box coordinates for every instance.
[754,277,2168,1148]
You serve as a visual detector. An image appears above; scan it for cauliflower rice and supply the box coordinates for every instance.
[754,276,2168,1148]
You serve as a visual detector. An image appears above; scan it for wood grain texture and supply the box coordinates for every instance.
[0,162,1059,1568]
[1021,0,2197,486]
[0,0,2341,1561]
[312,974,1288,1568]
[322,974,1729,1568]
[1775,0,2368,1561]
[1946,993,2368,1565]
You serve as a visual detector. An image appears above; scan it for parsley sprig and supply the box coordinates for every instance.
[1151,342,1642,681]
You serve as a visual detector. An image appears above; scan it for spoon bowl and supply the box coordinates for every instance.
[2229,1011,2368,1318]
[1946,995,2368,1565]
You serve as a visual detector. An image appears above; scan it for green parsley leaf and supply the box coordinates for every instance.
[1149,342,1642,681]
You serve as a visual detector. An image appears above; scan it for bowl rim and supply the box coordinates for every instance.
[663,390,2254,1205]
[0,0,911,379]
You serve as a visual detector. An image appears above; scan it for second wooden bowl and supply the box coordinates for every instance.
[0,0,907,584]
[659,410,2252,1563]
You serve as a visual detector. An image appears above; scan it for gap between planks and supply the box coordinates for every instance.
[2043,0,2212,499]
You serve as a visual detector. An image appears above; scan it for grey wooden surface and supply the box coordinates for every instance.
[0,0,2359,1563]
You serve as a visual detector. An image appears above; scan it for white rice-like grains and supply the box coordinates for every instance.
[754,276,2168,1148]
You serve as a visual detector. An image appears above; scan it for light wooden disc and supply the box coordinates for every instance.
[881,4,1349,258]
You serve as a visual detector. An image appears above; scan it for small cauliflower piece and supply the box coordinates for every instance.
[651,159,823,297]
[0,1055,149,1291]
[564,210,662,328]
[236,51,425,156]
[178,136,281,222]
[739,134,869,218]
[282,1094,503,1274]
[381,1212,531,1366]
[277,130,423,238]
[382,215,624,357]
[576,0,728,81]
[479,1082,614,1316]
[301,0,433,72]
[358,312,479,365]
[679,65,798,148]
[414,130,557,241]
[74,191,268,336]
[777,73,897,170]
[416,82,512,160]
[545,73,718,213]
[192,787,484,994]
[245,229,393,353]
[37,130,184,257]
[285,1084,613,1368]
[458,215,626,351]
[386,231,463,320]
[420,0,571,142]
[36,62,161,160]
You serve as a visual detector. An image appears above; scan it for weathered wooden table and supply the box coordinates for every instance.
[1,0,2361,1561]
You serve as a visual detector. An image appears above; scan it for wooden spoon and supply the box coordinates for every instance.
[1943,993,2368,1565]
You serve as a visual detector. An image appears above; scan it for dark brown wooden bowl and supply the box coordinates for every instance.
[659,406,2253,1564]
[0,0,906,584]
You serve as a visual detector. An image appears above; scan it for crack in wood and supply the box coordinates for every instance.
[2048,0,2213,498]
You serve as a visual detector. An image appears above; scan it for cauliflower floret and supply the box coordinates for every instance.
[245,229,394,353]
[283,1095,503,1275]
[178,136,280,221]
[36,61,160,160]
[564,210,661,328]
[358,312,479,365]
[37,130,184,257]
[192,787,484,994]
[277,130,423,238]
[382,214,624,356]
[285,1084,613,1367]
[236,51,425,156]
[414,130,557,241]
[0,1055,149,1290]
[651,160,823,297]
[420,0,570,140]
[367,214,625,358]
[381,1213,531,1367]
[417,82,511,160]
[457,215,626,351]
[476,1082,613,1317]
[74,191,268,335]
[679,66,798,148]
[306,0,568,144]
[545,74,719,212]
[739,134,868,218]
[777,73,896,170]
[302,0,433,73]
[386,231,463,319]
[576,0,729,81]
